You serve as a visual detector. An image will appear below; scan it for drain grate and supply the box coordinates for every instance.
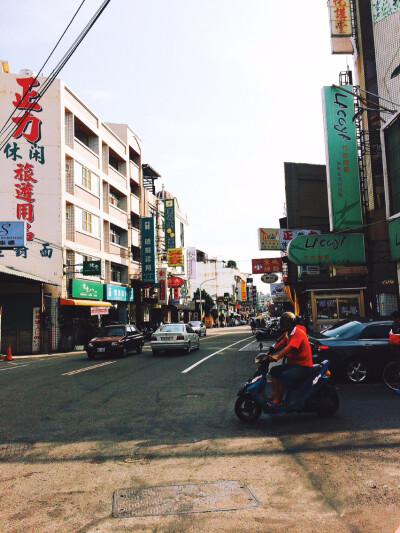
[112,480,260,518]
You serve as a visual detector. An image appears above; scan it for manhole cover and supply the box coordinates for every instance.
[112,480,260,518]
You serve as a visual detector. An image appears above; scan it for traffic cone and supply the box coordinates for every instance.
[5,345,13,361]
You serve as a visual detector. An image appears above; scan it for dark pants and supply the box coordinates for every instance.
[270,363,313,388]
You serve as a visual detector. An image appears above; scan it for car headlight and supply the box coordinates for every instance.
[111,341,121,346]
[88,343,93,347]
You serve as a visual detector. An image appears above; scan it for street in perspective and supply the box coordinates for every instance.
[1,1,400,532]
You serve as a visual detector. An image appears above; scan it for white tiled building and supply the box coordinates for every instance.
[0,69,142,352]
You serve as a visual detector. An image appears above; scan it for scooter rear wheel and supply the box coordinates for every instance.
[235,394,262,422]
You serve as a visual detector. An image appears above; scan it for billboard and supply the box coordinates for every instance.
[141,217,156,283]
[240,280,247,301]
[167,247,184,267]
[258,228,280,250]
[0,74,63,284]
[287,233,365,265]
[322,86,362,231]
[270,283,285,297]
[252,258,282,274]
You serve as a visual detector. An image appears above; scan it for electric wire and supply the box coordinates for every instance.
[0,0,87,140]
[0,0,111,152]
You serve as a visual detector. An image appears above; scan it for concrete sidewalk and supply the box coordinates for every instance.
[0,350,85,360]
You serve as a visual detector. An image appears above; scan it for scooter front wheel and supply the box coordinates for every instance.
[235,394,262,422]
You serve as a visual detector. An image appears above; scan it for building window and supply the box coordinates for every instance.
[111,265,122,282]
[109,189,120,209]
[110,226,121,245]
[82,166,92,189]
[75,207,99,236]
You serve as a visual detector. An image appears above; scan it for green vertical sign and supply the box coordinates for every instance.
[164,199,175,249]
[388,217,400,261]
[322,86,362,230]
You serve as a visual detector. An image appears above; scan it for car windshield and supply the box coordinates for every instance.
[189,321,201,326]
[99,327,125,337]
[321,321,360,338]
[160,325,184,333]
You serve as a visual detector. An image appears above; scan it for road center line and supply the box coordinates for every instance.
[182,336,253,374]
[62,361,116,376]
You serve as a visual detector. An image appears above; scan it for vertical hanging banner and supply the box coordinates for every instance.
[157,268,168,305]
[189,247,197,279]
[328,0,353,36]
[322,86,362,231]
[164,199,175,249]
[141,217,156,283]
[240,280,247,301]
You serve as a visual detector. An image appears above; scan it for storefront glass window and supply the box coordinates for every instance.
[338,297,360,319]
[316,295,360,322]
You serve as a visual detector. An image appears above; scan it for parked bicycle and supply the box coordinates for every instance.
[382,360,400,394]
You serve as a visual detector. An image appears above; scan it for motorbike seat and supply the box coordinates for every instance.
[291,364,322,390]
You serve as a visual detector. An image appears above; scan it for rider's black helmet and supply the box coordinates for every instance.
[280,311,297,332]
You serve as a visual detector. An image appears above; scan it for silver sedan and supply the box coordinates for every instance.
[150,323,200,355]
[188,320,207,336]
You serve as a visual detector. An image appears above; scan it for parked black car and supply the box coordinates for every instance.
[86,324,144,360]
[309,319,396,384]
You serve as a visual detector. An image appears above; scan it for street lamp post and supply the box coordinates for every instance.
[199,278,216,320]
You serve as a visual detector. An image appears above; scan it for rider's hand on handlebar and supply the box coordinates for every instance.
[269,355,278,362]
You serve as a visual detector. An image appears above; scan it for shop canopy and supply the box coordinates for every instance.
[60,299,112,307]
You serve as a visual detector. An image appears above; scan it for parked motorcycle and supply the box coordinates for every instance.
[235,352,339,422]
[255,321,280,341]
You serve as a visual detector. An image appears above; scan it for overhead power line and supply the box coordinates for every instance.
[0,0,111,152]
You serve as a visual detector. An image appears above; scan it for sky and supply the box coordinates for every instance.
[0,0,352,292]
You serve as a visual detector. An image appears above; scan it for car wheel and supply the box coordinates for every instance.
[136,343,143,354]
[186,342,191,354]
[121,346,127,358]
[204,330,207,336]
[344,358,370,384]
[87,352,96,360]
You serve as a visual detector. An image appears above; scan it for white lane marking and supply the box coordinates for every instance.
[62,361,116,376]
[0,363,30,372]
[182,336,253,374]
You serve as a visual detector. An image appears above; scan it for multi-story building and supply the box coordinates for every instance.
[0,68,142,353]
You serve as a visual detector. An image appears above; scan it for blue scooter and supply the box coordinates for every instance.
[235,352,339,422]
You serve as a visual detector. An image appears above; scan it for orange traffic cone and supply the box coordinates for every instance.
[5,345,13,361]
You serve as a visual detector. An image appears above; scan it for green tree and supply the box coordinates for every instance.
[226,260,237,269]
[192,288,215,315]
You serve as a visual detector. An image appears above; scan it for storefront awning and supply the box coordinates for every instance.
[60,299,112,307]
[0,265,59,285]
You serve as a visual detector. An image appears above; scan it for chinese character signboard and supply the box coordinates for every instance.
[164,199,175,250]
[32,307,41,353]
[0,74,62,284]
[189,247,196,279]
[328,0,353,36]
[157,268,168,305]
[252,258,282,274]
[287,233,365,265]
[70,279,103,299]
[83,260,101,276]
[141,217,156,283]
[105,284,133,301]
[252,286,257,307]
[167,247,184,267]
[240,280,247,301]
[322,86,362,231]
[258,228,280,250]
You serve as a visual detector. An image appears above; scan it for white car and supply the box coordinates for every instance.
[188,320,207,336]
[150,323,200,355]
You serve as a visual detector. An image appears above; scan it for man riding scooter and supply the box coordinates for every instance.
[266,312,313,407]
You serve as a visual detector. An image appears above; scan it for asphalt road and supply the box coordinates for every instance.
[1,326,399,533]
